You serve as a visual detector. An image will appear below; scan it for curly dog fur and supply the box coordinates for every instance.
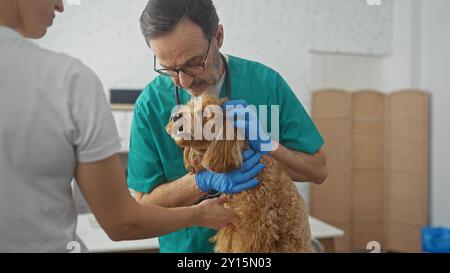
[166,95,313,253]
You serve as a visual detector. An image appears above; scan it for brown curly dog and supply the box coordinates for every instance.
[166,95,313,253]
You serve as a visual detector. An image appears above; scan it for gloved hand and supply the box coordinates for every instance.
[222,100,273,155]
[195,149,265,194]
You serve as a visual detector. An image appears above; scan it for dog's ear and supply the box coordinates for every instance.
[183,147,204,173]
[202,140,245,173]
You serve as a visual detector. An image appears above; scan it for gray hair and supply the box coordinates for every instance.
[140,0,219,46]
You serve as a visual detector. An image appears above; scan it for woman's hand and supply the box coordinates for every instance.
[195,196,239,230]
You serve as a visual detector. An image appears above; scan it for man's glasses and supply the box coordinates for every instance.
[154,39,212,77]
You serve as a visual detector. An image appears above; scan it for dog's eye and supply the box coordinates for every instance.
[171,112,183,122]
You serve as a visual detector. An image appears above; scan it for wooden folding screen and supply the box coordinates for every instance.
[310,90,429,253]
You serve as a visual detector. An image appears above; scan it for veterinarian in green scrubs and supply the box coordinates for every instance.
[128,0,328,253]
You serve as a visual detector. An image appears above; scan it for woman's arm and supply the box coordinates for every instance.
[75,154,236,241]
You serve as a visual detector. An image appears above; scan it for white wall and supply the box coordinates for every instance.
[380,0,418,90]
[36,0,393,110]
[311,0,450,227]
[311,0,415,92]
[419,0,450,227]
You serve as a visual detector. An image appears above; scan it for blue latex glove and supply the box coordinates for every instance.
[222,100,273,155]
[195,149,265,194]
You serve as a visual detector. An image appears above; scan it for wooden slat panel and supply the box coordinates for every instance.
[311,90,353,252]
[384,90,429,253]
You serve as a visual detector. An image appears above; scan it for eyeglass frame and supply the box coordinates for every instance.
[153,39,212,77]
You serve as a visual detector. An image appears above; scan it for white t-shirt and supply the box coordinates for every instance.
[0,27,121,252]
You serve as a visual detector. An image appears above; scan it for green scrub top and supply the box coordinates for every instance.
[127,55,325,253]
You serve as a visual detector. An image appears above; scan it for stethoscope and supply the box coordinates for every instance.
[174,53,231,106]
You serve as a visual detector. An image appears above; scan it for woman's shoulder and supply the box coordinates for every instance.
[18,39,93,79]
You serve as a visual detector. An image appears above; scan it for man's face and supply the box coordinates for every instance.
[17,0,64,38]
[150,18,224,97]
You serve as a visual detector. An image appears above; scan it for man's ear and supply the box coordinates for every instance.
[202,140,244,173]
[215,24,224,49]
[183,147,204,173]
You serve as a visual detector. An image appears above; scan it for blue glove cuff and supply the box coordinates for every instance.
[194,172,210,193]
